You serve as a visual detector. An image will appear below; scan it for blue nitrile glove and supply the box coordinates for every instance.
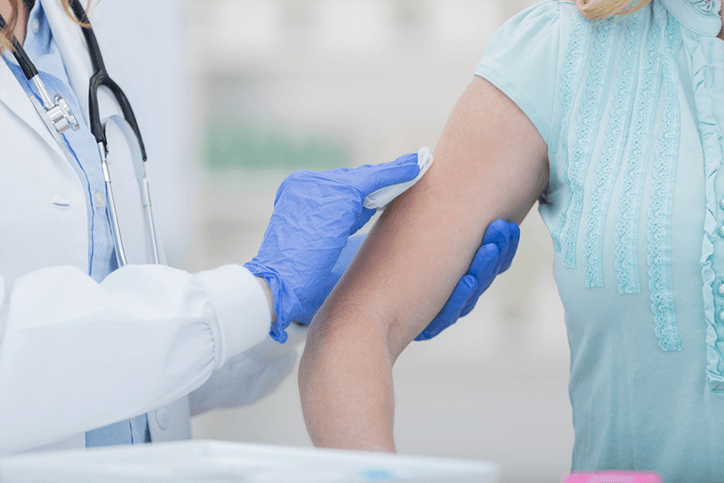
[244,153,421,343]
[415,219,520,341]
[295,219,520,341]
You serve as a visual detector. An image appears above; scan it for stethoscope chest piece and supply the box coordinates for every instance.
[29,74,80,134]
[46,92,79,133]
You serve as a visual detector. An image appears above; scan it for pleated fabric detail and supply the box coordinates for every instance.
[583,15,643,288]
[613,3,667,295]
[560,20,618,270]
[646,15,682,352]
[551,10,591,255]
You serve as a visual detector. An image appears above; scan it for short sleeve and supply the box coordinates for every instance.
[474,0,561,147]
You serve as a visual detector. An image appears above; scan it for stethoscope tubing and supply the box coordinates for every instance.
[68,0,147,162]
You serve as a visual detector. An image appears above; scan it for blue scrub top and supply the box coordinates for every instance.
[3,1,149,447]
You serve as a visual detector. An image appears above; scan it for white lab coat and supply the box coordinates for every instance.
[0,0,303,456]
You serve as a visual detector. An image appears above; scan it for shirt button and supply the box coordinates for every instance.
[31,18,39,34]
[720,198,724,210]
[719,284,724,296]
[719,311,724,323]
[93,192,104,208]
[155,406,170,430]
[719,225,724,238]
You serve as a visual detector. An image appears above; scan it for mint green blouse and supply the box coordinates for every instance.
[475,1,724,480]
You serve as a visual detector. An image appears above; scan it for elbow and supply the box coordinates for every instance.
[299,300,393,386]
[298,301,397,451]
[301,298,397,374]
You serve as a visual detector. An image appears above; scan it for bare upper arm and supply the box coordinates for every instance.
[310,76,549,361]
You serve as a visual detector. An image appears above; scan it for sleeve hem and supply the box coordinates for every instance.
[196,264,272,368]
[474,68,552,150]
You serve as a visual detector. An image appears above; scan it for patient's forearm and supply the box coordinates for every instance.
[299,300,396,451]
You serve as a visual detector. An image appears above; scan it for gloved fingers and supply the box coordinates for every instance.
[482,219,511,274]
[355,153,421,197]
[467,243,500,280]
[442,273,478,321]
[462,271,497,318]
[498,222,520,273]
[458,299,476,318]
[459,244,500,317]
[482,219,510,245]
[415,275,477,341]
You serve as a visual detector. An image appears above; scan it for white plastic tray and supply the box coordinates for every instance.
[0,440,498,483]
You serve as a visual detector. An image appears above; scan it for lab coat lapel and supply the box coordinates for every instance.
[0,60,66,161]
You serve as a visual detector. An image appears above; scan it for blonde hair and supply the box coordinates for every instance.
[1,0,89,52]
[576,0,655,20]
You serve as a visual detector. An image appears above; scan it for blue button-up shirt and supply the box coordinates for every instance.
[3,1,148,447]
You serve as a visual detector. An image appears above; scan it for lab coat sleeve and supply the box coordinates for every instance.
[188,323,307,416]
[0,263,272,456]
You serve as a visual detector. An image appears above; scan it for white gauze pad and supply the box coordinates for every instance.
[363,147,434,209]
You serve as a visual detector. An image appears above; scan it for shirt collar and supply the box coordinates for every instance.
[22,1,70,81]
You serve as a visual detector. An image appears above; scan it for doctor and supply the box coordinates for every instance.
[0,0,519,456]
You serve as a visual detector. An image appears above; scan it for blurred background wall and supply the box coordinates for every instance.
[108,1,573,482]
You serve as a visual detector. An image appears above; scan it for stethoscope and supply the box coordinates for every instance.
[0,0,160,267]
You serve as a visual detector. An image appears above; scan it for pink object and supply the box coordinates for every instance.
[564,472,662,483]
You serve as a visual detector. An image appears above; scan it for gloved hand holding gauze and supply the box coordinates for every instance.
[363,147,434,209]
[244,153,421,342]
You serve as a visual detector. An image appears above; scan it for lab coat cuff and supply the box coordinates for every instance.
[196,264,272,368]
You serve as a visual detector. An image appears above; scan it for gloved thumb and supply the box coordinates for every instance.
[468,243,500,280]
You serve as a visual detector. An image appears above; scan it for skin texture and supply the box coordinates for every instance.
[298,77,549,452]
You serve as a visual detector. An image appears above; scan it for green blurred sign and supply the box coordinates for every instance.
[205,122,350,172]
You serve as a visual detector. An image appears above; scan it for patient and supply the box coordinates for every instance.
[299,0,724,480]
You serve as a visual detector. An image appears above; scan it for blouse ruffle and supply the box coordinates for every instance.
[688,0,720,15]
[662,0,721,36]
[682,31,724,390]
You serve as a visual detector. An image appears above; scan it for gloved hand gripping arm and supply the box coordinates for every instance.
[297,220,519,340]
